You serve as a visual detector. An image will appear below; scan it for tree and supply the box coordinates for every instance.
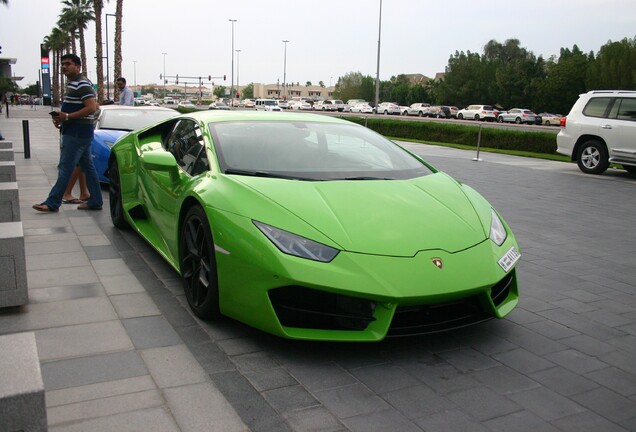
[213,86,227,99]
[0,77,18,98]
[21,84,40,95]
[536,45,591,114]
[113,0,123,101]
[94,0,106,102]
[60,0,94,71]
[242,83,254,99]
[43,27,68,106]
[586,36,636,90]
[334,71,375,102]
[318,81,325,87]
[305,81,312,86]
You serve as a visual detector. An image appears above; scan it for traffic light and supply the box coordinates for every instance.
[223,75,226,81]
[175,74,179,85]
[236,93,240,98]
[208,75,211,81]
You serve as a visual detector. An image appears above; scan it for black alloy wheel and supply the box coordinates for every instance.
[180,206,220,319]
[577,139,609,175]
[474,114,480,121]
[108,157,129,230]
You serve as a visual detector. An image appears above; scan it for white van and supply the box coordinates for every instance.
[255,99,282,112]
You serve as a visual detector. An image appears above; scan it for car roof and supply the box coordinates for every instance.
[99,105,175,113]
[180,110,352,125]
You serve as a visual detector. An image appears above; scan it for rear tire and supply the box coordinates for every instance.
[180,206,221,320]
[577,140,609,175]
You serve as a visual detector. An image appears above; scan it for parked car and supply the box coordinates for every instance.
[347,99,366,107]
[107,110,521,341]
[350,103,373,114]
[242,99,256,109]
[406,103,431,117]
[90,105,178,182]
[448,106,459,118]
[457,105,497,121]
[178,100,196,109]
[497,108,539,124]
[329,99,348,112]
[428,105,452,119]
[255,99,282,111]
[146,100,160,107]
[134,98,146,106]
[538,112,562,126]
[313,100,337,111]
[376,102,401,115]
[277,100,290,110]
[289,100,312,111]
[208,101,231,110]
[556,90,636,174]
[163,97,175,105]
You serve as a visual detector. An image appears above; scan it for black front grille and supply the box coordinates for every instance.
[269,286,376,331]
[388,296,490,336]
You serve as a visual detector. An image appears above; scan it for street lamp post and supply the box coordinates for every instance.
[162,52,167,99]
[374,0,383,111]
[133,60,137,96]
[105,13,116,100]
[282,40,289,100]
[235,49,241,99]
[229,19,237,107]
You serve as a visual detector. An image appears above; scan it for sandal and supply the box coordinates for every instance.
[62,198,84,204]
[77,203,102,211]
[32,203,58,213]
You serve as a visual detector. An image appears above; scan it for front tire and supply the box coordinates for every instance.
[497,116,504,123]
[577,140,609,174]
[180,206,220,319]
[515,117,521,124]
[109,157,129,230]
[458,113,464,120]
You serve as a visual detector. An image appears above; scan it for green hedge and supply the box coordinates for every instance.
[344,117,558,154]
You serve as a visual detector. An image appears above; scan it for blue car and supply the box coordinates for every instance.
[91,106,178,182]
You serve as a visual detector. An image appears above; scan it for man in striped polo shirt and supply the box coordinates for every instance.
[33,53,103,212]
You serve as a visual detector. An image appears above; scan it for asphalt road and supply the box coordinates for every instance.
[108,140,636,431]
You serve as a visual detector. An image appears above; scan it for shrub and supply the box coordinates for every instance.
[344,117,557,154]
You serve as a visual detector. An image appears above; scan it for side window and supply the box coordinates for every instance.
[583,97,612,118]
[616,98,636,121]
[164,120,209,176]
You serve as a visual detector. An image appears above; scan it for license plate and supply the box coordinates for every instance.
[498,247,521,272]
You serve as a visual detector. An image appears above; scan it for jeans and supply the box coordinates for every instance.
[44,134,103,210]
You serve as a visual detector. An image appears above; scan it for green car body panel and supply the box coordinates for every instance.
[110,111,520,341]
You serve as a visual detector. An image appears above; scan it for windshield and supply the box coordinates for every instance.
[98,108,177,131]
[209,121,433,181]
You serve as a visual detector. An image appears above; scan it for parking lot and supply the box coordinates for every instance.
[2,107,636,431]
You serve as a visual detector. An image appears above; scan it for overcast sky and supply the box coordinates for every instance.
[2,0,635,89]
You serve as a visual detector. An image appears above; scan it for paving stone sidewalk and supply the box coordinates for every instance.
[1,106,636,431]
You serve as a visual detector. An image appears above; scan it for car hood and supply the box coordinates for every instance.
[232,172,488,256]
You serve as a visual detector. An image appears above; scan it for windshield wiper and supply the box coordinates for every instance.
[224,169,318,181]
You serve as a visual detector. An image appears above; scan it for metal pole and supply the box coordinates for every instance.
[106,14,116,101]
[374,0,383,112]
[22,120,31,159]
[473,123,484,162]
[235,50,241,99]
[282,40,289,100]
[229,19,237,107]
[162,52,167,99]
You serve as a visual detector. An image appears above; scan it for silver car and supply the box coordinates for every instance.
[497,108,538,124]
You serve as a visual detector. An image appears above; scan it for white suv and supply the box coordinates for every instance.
[457,105,497,121]
[557,90,636,174]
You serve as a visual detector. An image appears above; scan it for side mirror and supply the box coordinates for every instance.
[140,150,179,183]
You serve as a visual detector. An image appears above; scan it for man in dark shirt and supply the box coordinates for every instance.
[33,53,103,212]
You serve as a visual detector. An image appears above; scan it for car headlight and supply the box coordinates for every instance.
[105,141,116,149]
[253,221,339,262]
[489,209,508,246]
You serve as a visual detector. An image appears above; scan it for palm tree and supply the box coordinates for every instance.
[43,27,68,106]
[94,0,106,102]
[60,0,94,72]
[113,0,123,101]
